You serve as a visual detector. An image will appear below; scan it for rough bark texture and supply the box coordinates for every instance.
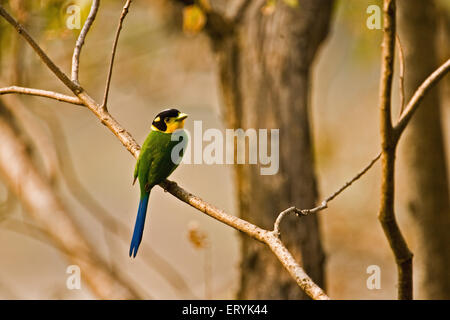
[397,0,450,299]
[208,0,333,299]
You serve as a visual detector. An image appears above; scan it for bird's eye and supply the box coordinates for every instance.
[164,118,169,123]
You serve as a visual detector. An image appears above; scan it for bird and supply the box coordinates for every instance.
[129,108,188,258]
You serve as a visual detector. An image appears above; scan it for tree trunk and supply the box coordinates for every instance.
[397,0,450,299]
[208,0,333,299]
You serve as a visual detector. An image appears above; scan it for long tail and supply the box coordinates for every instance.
[129,192,150,258]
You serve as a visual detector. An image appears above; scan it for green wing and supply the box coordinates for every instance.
[135,130,187,195]
[133,158,140,185]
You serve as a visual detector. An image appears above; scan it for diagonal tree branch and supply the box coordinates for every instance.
[102,0,132,110]
[159,180,330,300]
[71,0,100,83]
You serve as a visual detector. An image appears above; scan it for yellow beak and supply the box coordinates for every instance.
[176,113,188,121]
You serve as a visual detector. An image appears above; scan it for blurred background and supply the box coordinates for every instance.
[0,0,449,299]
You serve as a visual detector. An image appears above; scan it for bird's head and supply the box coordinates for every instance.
[151,108,188,133]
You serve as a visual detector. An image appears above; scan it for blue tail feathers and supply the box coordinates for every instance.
[129,193,150,258]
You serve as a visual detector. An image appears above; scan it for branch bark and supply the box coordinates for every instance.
[102,0,132,109]
[160,181,330,300]
[378,0,413,300]
[0,86,83,105]
[71,0,100,83]
[394,58,450,137]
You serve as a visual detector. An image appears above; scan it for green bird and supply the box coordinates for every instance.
[130,108,188,257]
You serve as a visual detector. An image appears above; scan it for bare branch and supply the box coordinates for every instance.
[267,235,329,300]
[160,180,330,300]
[395,34,405,115]
[0,86,83,106]
[394,58,450,137]
[77,91,141,157]
[273,152,382,235]
[325,152,381,203]
[102,0,132,110]
[273,207,300,236]
[71,0,100,83]
[380,1,396,141]
[378,0,413,300]
[396,34,406,115]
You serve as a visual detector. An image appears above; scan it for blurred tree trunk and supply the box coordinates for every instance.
[208,0,333,299]
[397,0,450,299]
[437,4,450,112]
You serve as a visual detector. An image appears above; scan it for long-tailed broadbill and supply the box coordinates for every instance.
[130,108,188,257]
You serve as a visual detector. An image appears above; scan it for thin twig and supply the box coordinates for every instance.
[273,207,299,236]
[102,0,132,110]
[324,152,381,203]
[71,0,100,83]
[0,86,83,105]
[273,152,382,235]
[394,58,450,137]
[396,34,406,115]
